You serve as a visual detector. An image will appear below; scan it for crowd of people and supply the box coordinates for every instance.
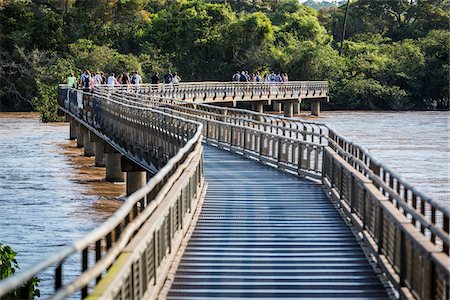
[232,71,289,83]
[67,69,181,89]
[66,69,289,89]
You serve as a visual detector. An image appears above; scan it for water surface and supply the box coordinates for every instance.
[315,111,449,206]
[0,112,124,295]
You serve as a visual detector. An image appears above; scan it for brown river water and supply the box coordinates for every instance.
[0,111,448,296]
[306,111,450,205]
[0,112,124,296]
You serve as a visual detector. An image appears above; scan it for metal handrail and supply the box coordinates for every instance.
[0,88,203,298]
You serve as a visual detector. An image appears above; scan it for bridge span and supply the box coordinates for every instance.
[0,83,448,300]
[105,81,329,117]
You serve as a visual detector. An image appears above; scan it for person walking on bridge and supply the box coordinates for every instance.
[151,72,159,84]
[163,70,173,84]
[67,72,76,88]
[107,73,119,86]
[172,72,181,84]
[119,72,131,85]
[232,71,240,82]
[94,72,103,86]
[131,70,142,85]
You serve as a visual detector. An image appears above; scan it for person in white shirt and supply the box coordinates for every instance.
[107,72,118,86]
[131,70,142,85]
[93,72,103,86]
[172,72,181,84]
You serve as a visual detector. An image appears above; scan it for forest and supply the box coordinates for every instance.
[0,0,448,121]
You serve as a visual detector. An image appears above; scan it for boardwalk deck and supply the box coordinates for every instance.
[167,145,389,299]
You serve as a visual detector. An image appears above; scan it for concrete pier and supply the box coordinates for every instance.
[284,102,294,118]
[77,125,86,148]
[83,132,95,157]
[252,103,264,114]
[94,142,105,167]
[273,102,282,113]
[121,157,146,196]
[311,102,320,116]
[293,102,300,115]
[105,145,125,182]
[89,132,105,167]
[69,119,77,140]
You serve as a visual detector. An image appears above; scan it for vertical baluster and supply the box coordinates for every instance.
[95,240,102,283]
[420,199,425,234]
[55,263,63,291]
[81,248,88,298]
[431,207,436,244]
[444,215,449,255]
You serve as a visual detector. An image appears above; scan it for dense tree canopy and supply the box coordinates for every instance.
[0,0,448,120]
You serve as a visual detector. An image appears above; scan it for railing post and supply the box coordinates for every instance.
[81,248,88,298]
[55,263,62,291]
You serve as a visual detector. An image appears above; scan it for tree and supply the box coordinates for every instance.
[0,243,40,299]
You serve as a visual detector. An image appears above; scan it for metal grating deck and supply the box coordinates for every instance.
[167,145,389,299]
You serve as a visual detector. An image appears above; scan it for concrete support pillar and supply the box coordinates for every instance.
[273,102,282,113]
[94,142,105,167]
[284,102,294,118]
[77,125,86,148]
[89,132,105,167]
[105,144,125,182]
[121,157,147,196]
[252,103,264,114]
[69,119,77,140]
[311,101,321,116]
[83,132,95,157]
[126,172,146,196]
[293,102,300,115]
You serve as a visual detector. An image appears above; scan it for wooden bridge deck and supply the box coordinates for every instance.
[167,145,389,299]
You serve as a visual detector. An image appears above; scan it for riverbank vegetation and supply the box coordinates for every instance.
[0,243,40,299]
[0,0,448,120]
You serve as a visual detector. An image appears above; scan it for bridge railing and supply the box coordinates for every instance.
[0,87,204,299]
[323,148,449,300]
[101,87,449,299]
[102,90,325,180]
[101,88,330,145]
[96,81,329,102]
[108,88,449,247]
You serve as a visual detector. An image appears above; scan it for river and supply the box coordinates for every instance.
[0,112,124,296]
[0,111,448,296]
[312,111,450,206]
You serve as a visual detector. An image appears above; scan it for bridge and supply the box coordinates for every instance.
[0,82,448,300]
[103,81,329,117]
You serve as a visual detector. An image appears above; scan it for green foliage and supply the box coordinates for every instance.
[0,243,40,299]
[0,0,449,116]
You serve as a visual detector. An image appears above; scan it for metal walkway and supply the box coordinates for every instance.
[167,145,389,299]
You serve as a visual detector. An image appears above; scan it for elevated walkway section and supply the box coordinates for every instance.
[166,145,389,299]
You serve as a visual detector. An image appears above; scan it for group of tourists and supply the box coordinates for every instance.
[232,71,289,83]
[67,69,288,89]
[67,69,181,89]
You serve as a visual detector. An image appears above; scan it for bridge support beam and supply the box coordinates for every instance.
[83,131,95,157]
[89,132,105,167]
[311,101,320,116]
[104,145,125,182]
[77,124,86,148]
[284,102,294,118]
[121,157,146,196]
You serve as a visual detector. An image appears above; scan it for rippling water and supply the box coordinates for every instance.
[0,112,124,296]
[314,111,450,206]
